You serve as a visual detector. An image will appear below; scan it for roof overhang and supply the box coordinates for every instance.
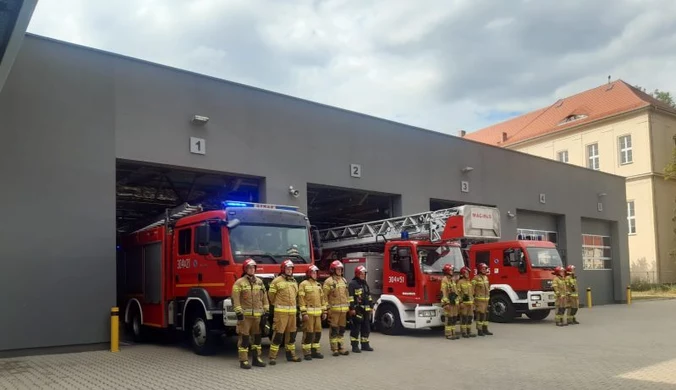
[0,0,38,94]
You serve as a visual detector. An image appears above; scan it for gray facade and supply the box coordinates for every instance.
[0,34,630,354]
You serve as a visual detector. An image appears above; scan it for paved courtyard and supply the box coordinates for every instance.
[1,299,675,389]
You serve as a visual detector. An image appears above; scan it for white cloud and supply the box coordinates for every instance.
[26,0,676,134]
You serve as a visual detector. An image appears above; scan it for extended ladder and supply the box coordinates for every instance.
[318,207,463,250]
[132,202,204,233]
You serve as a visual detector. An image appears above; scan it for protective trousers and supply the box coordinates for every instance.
[302,312,324,359]
[237,316,265,366]
[475,299,493,336]
[555,296,567,326]
[566,294,580,324]
[329,309,349,355]
[349,308,373,352]
[269,311,300,363]
[459,303,476,337]
[444,304,459,340]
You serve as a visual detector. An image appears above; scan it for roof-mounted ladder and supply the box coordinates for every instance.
[318,207,462,250]
[132,202,204,233]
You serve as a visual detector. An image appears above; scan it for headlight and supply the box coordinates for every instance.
[531,295,542,301]
[418,310,436,317]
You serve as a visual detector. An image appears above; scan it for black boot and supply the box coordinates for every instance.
[286,351,301,362]
[252,350,266,367]
[351,341,361,353]
[361,342,374,351]
[477,328,485,336]
[240,361,251,369]
[311,348,324,359]
[483,325,493,336]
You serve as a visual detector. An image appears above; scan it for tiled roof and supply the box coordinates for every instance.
[464,79,676,147]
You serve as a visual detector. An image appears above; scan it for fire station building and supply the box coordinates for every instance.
[1,26,630,353]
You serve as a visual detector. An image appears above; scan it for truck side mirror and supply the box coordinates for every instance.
[310,226,322,260]
[226,218,241,229]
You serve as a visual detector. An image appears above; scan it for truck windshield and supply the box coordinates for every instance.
[525,247,563,268]
[229,224,311,264]
[417,245,464,274]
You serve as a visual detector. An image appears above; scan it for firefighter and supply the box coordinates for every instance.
[267,259,302,364]
[457,266,477,338]
[440,264,460,340]
[472,263,493,336]
[322,260,351,356]
[348,265,375,353]
[552,265,569,327]
[565,265,580,325]
[232,258,270,369]
[298,264,327,360]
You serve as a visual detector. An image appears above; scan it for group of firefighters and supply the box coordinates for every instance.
[439,262,580,340]
[231,258,373,369]
[231,255,581,368]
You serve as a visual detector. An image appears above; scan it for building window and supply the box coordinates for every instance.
[557,150,569,163]
[582,234,612,270]
[618,135,633,165]
[517,229,558,246]
[587,143,599,170]
[627,201,636,234]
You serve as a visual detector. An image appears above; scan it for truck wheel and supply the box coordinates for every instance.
[525,309,551,321]
[489,294,516,323]
[128,306,144,343]
[188,311,217,356]
[377,304,403,335]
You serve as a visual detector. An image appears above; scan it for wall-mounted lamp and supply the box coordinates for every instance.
[507,211,515,218]
[461,166,474,174]
[191,115,210,125]
[597,192,607,198]
[289,186,300,198]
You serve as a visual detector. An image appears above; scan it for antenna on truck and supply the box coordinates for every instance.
[131,202,204,233]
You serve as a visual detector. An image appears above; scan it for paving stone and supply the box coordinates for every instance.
[1,300,675,389]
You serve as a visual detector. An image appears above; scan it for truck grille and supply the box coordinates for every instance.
[541,279,553,291]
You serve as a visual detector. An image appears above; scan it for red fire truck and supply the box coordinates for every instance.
[466,237,563,323]
[119,201,320,355]
[316,205,501,335]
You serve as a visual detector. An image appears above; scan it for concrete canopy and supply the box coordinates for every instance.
[0,0,37,94]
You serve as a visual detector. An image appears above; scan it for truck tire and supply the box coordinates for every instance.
[376,304,404,335]
[489,293,516,323]
[187,310,217,356]
[128,306,145,343]
[525,309,551,321]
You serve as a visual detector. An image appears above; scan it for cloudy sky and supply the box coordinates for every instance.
[26,0,676,135]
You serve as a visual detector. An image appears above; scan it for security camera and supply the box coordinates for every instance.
[289,186,300,198]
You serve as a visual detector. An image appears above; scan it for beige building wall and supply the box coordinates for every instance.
[509,109,676,283]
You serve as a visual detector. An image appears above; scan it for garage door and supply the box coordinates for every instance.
[516,210,560,247]
[581,218,614,304]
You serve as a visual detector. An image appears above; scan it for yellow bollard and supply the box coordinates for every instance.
[586,287,592,309]
[111,307,120,353]
[627,286,632,305]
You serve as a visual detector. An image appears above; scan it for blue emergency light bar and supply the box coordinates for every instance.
[222,200,299,211]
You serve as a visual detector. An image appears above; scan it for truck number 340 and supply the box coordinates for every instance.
[177,259,191,269]
[388,276,405,283]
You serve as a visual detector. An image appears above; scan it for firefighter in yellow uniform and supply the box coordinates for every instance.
[565,265,580,325]
[232,258,270,369]
[440,264,460,340]
[268,259,302,364]
[552,265,569,327]
[472,263,494,336]
[457,267,477,338]
[298,264,327,360]
[322,260,351,356]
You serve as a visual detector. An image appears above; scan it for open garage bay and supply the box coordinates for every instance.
[306,184,401,230]
[1,300,674,389]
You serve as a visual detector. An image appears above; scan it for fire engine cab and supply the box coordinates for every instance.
[465,237,563,322]
[316,205,500,335]
[119,201,319,355]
